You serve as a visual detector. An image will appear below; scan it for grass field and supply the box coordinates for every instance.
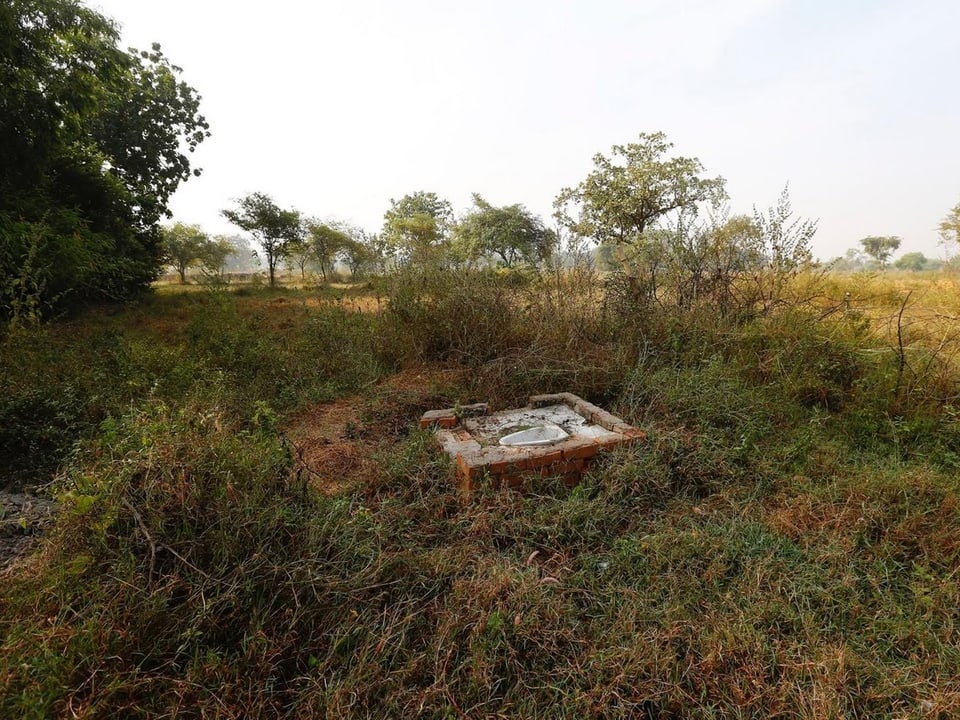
[1,267,958,718]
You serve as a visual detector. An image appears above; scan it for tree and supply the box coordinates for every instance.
[329,223,378,279]
[285,236,313,281]
[304,220,351,282]
[222,193,301,287]
[894,252,930,272]
[382,191,454,264]
[556,132,730,312]
[355,232,392,275]
[859,236,901,270]
[831,248,869,272]
[161,222,208,283]
[749,188,816,312]
[93,43,210,234]
[0,0,209,319]
[455,194,555,267]
[939,201,960,261]
[554,132,727,246]
[692,213,764,313]
[198,236,237,280]
[339,239,371,279]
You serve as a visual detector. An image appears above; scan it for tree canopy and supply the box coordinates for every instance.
[455,195,555,268]
[382,191,454,264]
[859,236,901,270]
[222,193,301,287]
[198,236,238,280]
[554,132,727,246]
[305,221,351,281]
[161,222,209,283]
[0,0,209,321]
[894,252,936,272]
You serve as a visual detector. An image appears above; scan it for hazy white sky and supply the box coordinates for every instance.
[92,0,959,260]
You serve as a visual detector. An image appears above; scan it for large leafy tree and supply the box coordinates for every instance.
[554,132,727,246]
[341,231,390,276]
[382,191,453,264]
[331,222,379,279]
[455,194,555,268]
[555,132,728,311]
[305,220,351,282]
[222,193,301,287]
[859,235,901,270]
[161,222,208,283]
[339,238,371,279]
[160,223,235,282]
[197,236,237,280]
[894,252,933,272]
[93,43,210,234]
[284,236,313,281]
[0,0,209,320]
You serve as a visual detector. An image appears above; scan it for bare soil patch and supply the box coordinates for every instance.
[283,366,463,494]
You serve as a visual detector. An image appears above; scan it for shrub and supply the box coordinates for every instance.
[0,385,86,490]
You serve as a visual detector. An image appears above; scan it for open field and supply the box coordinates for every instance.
[1,268,959,718]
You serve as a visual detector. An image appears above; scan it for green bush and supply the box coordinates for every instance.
[1,401,376,717]
[0,384,86,490]
[383,265,523,364]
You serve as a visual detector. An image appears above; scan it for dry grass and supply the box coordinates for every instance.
[1,269,959,718]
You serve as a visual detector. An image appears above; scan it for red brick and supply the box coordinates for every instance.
[420,408,456,428]
[561,438,598,461]
[572,399,595,420]
[591,410,620,431]
[557,392,581,407]
[459,403,488,418]
[456,452,483,484]
[437,428,480,456]
[499,473,527,488]
[508,460,531,475]
[541,458,585,478]
[489,458,529,476]
[594,436,626,453]
[531,447,564,466]
[474,447,513,475]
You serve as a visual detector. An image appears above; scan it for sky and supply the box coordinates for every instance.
[91,0,960,261]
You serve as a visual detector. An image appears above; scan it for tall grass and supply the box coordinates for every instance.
[1,270,959,717]
[0,290,384,491]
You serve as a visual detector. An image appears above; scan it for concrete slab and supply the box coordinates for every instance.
[421,393,645,494]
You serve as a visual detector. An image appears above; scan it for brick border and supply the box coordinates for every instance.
[420,393,645,493]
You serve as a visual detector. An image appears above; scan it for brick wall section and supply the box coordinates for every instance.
[422,393,646,494]
[419,403,488,430]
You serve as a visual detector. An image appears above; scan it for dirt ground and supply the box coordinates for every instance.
[282,366,461,494]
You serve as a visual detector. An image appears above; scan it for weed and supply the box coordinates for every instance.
[2,272,960,718]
